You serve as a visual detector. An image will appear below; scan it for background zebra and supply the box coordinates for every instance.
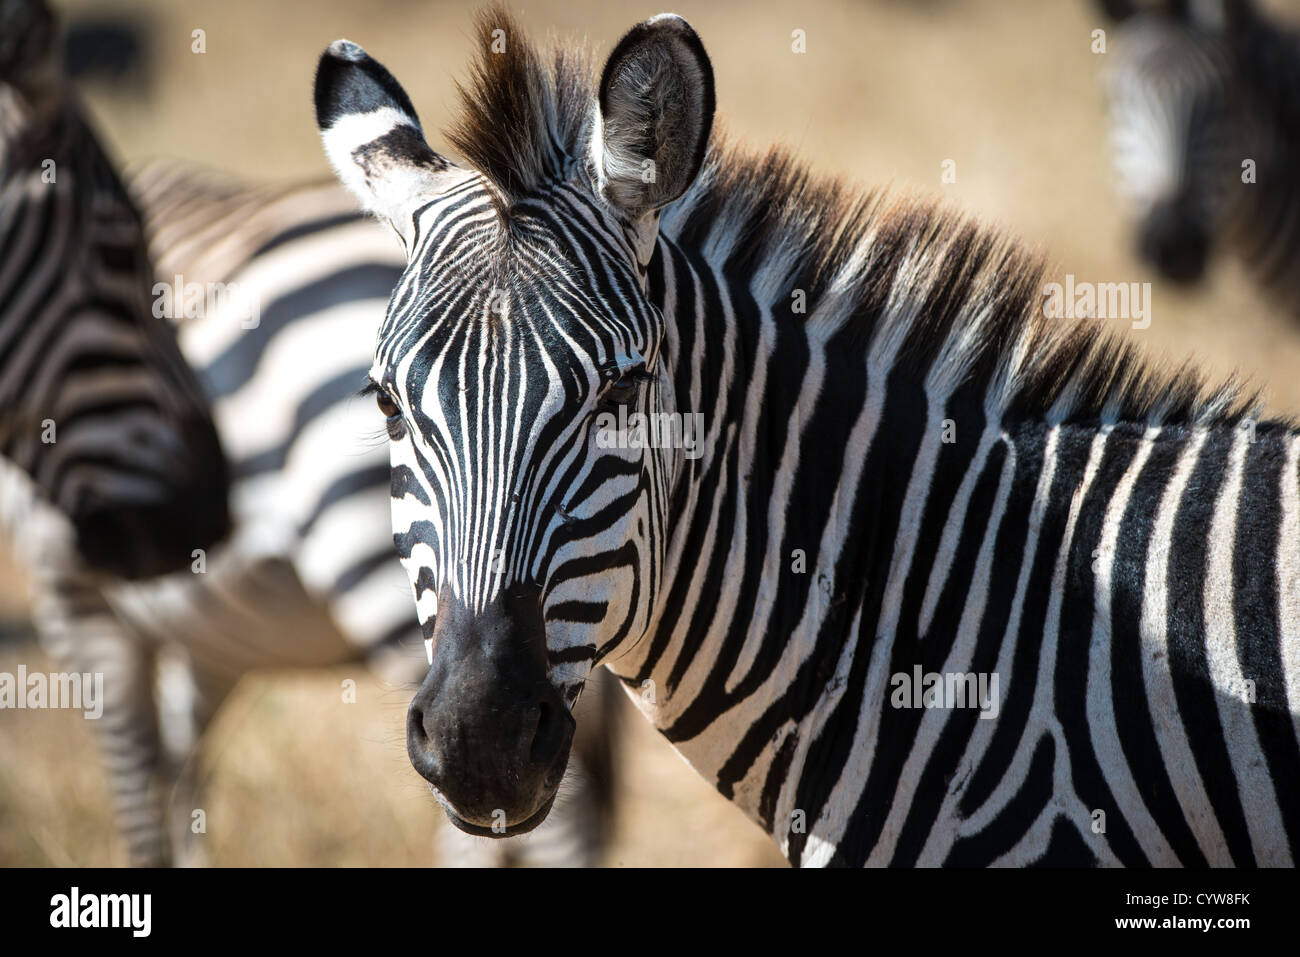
[1097,0,1300,304]
[1,0,229,583]
[104,162,622,867]
[1,0,231,865]
[3,0,617,866]
[316,5,1300,866]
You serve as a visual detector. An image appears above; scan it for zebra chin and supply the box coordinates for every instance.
[409,740,569,839]
[405,584,575,838]
[428,785,560,839]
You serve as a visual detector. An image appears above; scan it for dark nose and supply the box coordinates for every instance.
[406,584,573,836]
[1138,199,1209,284]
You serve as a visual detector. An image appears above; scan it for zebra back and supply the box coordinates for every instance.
[0,0,230,581]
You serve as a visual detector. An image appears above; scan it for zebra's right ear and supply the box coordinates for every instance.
[314,40,456,250]
[589,15,715,261]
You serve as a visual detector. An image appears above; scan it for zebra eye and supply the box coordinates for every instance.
[603,379,639,408]
[600,366,647,410]
[376,390,400,418]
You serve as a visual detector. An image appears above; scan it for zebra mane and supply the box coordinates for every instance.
[444,5,593,209]
[665,146,1263,429]
[448,6,1264,429]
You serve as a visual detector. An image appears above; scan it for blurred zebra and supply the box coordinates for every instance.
[106,164,621,867]
[314,7,1300,866]
[1,0,228,866]
[1097,0,1300,301]
[0,0,229,581]
[3,0,616,866]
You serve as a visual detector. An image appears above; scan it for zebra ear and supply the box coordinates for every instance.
[590,15,715,249]
[314,40,456,249]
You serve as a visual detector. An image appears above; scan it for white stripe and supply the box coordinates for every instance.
[868,434,1016,865]
[1203,428,1290,865]
[1276,436,1300,769]
[1139,429,1231,863]
[920,426,1060,863]
[1086,428,1174,863]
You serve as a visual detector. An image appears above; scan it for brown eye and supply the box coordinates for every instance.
[603,379,639,407]
[376,390,400,418]
[600,365,649,410]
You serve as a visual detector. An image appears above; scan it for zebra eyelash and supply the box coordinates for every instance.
[359,378,406,438]
[600,364,657,386]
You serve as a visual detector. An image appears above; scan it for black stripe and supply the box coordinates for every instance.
[1109,425,1208,865]
[1233,427,1300,860]
[1165,428,1256,865]
[231,365,372,478]
[201,264,399,401]
[299,464,390,537]
[945,733,1056,867]
[1054,423,1146,866]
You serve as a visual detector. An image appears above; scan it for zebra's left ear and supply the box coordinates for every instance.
[590,14,715,261]
[314,40,457,251]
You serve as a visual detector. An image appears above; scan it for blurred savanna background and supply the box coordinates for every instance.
[3,0,1300,865]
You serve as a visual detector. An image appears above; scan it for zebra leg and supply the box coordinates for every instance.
[34,590,171,866]
[156,650,239,868]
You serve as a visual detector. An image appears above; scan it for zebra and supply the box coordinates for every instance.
[1,0,229,865]
[0,0,229,582]
[83,162,621,867]
[3,0,616,866]
[315,5,1300,866]
[1096,0,1300,303]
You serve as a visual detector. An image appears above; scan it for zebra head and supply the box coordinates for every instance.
[315,12,713,834]
[0,0,231,579]
[1097,0,1262,283]
[0,0,57,155]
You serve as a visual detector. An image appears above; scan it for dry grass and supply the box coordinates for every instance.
[0,639,785,866]
[4,0,1300,866]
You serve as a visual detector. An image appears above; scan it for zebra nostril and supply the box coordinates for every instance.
[408,699,430,747]
[529,700,564,765]
[543,764,564,791]
[405,698,442,786]
[526,701,546,763]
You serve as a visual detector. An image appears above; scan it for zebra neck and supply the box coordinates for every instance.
[622,237,1298,861]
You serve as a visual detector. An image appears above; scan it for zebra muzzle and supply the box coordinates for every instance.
[406,585,574,835]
